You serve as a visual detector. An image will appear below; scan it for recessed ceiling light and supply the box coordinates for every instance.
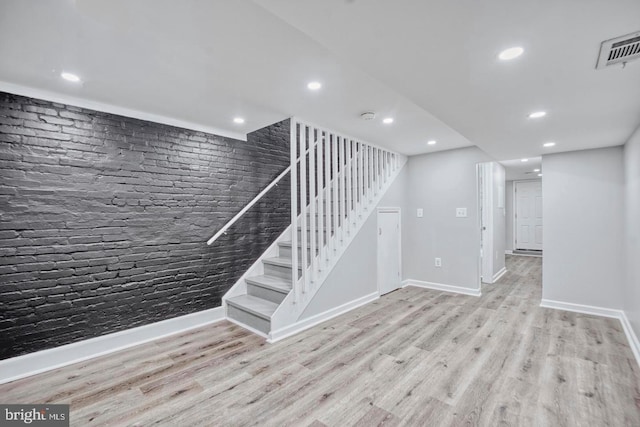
[61,72,80,82]
[498,47,524,61]
[528,111,546,119]
[307,81,322,90]
[521,158,529,162]
[534,168,540,172]
[538,173,543,177]
[427,140,437,145]
[543,142,556,147]
[383,117,394,124]
[233,117,245,124]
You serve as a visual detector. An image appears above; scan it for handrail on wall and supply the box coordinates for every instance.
[206,131,320,246]
[206,166,290,246]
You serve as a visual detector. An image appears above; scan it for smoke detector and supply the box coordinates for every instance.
[360,112,376,121]
[596,30,640,69]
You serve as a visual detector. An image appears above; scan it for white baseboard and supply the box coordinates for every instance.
[268,292,379,343]
[539,299,623,319]
[505,250,514,255]
[540,299,640,368]
[0,307,225,385]
[619,312,640,369]
[402,279,481,297]
[492,267,507,283]
[226,316,269,340]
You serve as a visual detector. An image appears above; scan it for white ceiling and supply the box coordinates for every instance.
[256,0,640,159]
[1,0,639,160]
[500,158,543,181]
[0,0,470,155]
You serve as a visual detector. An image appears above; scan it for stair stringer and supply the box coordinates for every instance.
[268,157,407,341]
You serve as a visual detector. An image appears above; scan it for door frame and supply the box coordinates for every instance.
[477,162,494,284]
[376,207,402,296]
[512,179,542,251]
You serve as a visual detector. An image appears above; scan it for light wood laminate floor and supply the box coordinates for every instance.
[2,255,640,426]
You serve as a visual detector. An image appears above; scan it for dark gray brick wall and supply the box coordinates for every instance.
[0,91,291,360]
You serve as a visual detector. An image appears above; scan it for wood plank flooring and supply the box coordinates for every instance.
[2,255,639,426]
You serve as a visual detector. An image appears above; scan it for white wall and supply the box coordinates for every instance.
[542,147,625,309]
[404,147,493,291]
[505,180,514,252]
[624,125,640,336]
[492,162,506,276]
[300,165,408,318]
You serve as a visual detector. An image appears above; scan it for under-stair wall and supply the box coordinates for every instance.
[298,165,408,318]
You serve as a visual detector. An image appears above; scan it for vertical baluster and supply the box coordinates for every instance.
[290,119,298,302]
[346,139,352,232]
[373,148,378,193]
[360,144,365,210]
[331,135,340,251]
[339,137,346,242]
[377,148,381,192]
[299,124,308,292]
[324,132,332,265]
[356,142,364,222]
[362,144,367,206]
[354,140,358,220]
[382,151,386,185]
[317,131,324,272]
[309,128,317,284]
[366,145,371,203]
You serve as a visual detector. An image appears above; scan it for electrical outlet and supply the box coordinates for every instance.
[417,208,423,218]
[456,207,467,218]
[435,257,442,267]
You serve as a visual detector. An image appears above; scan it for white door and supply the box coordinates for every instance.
[515,181,543,250]
[377,209,401,295]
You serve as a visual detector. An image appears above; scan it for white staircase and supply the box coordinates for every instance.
[219,118,406,339]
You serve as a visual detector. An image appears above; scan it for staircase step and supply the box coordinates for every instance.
[226,294,278,324]
[278,240,317,259]
[246,275,291,294]
[279,240,321,249]
[263,256,299,280]
[263,257,297,269]
[226,295,276,335]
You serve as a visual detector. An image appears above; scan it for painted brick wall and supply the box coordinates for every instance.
[0,92,291,360]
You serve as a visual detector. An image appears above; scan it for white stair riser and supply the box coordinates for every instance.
[278,244,312,260]
[246,283,288,304]
[227,304,270,334]
[263,262,293,280]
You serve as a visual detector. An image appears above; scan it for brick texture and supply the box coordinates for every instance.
[0,92,291,360]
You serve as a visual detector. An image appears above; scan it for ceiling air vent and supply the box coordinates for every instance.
[596,31,640,69]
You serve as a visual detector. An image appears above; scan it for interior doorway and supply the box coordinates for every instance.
[514,180,543,252]
[477,162,506,285]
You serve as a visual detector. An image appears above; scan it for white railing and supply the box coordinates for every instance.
[289,118,403,304]
[206,166,290,246]
[207,124,322,247]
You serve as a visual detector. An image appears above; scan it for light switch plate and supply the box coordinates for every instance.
[456,207,467,218]
[417,208,423,218]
